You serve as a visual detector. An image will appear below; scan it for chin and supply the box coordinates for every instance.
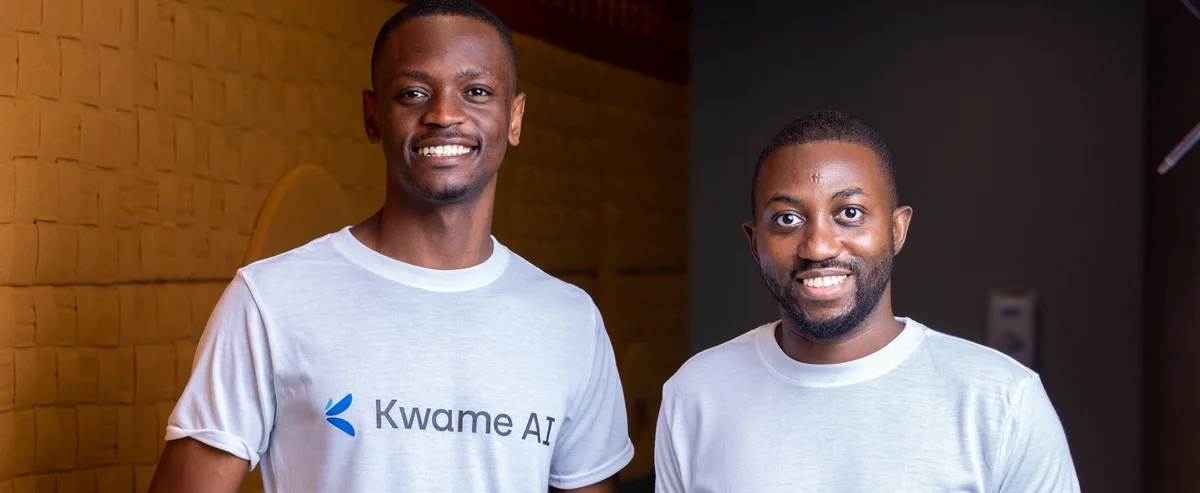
[795,295,852,314]
[800,308,852,326]
[415,183,474,203]
[391,169,470,200]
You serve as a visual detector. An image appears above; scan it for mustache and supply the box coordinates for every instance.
[791,259,861,279]
[411,131,480,147]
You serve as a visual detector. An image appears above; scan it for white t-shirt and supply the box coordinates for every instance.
[654,318,1079,493]
[167,227,634,492]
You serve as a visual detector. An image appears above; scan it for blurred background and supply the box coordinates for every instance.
[0,0,1196,492]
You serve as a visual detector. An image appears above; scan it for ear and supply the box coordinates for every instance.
[508,92,526,146]
[742,220,761,264]
[363,89,380,144]
[891,205,913,255]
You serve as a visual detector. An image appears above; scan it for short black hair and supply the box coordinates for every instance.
[751,110,898,216]
[371,0,518,83]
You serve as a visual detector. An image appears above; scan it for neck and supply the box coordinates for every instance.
[776,284,905,365]
[350,179,497,270]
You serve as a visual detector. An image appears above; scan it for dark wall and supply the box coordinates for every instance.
[1144,0,1200,491]
[689,1,1145,491]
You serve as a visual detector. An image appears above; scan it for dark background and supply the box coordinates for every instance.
[690,0,1197,491]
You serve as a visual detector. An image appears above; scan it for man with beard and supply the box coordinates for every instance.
[149,1,632,492]
[653,110,1079,492]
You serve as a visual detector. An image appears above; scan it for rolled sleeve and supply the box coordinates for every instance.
[165,272,277,471]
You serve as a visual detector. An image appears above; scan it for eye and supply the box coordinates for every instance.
[396,90,427,103]
[774,213,802,227]
[463,87,493,102]
[838,207,864,221]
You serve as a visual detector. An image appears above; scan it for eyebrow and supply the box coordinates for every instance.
[390,68,495,84]
[766,194,804,207]
[457,67,495,79]
[768,189,864,205]
[831,187,866,200]
[766,187,866,207]
[391,70,432,84]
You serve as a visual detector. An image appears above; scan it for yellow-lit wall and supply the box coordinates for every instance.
[0,0,686,490]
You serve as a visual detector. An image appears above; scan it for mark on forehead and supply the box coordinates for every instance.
[810,172,823,183]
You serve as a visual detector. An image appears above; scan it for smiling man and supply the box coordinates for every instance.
[148,1,633,492]
[654,110,1080,492]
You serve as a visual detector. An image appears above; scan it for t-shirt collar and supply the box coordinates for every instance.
[754,317,928,387]
[329,226,510,292]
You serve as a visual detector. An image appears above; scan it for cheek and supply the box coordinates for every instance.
[484,115,510,143]
[846,223,891,253]
[757,238,795,273]
[380,107,412,139]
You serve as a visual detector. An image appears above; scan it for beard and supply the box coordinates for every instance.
[762,243,895,343]
[407,170,494,203]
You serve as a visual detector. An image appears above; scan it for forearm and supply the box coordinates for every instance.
[550,473,621,493]
[148,438,249,493]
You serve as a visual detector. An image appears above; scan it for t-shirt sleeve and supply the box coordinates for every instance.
[994,376,1081,493]
[165,272,276,471]
[547,305,635,489]
[653,384,687,493]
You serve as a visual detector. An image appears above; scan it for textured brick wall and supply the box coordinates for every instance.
[0,0,687,490]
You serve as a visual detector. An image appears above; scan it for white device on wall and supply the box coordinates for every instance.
[986,289,1039,369]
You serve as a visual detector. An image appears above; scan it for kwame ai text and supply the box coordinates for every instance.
[375,400,558,446]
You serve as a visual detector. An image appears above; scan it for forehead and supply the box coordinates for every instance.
[375,15,511,82]
[757,141,887,202]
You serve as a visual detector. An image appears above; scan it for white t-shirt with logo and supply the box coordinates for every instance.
[167,227,634,492]
[654,318,1080,493]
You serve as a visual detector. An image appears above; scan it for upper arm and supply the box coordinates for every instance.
[653,384,686,493]
[994,377,1081,493]
[148,437,249,493]
[548,305,635,489]
[164,273,278,468]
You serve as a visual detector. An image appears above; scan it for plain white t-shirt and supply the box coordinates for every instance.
[167,227,634,492]
[655,318,1080,493]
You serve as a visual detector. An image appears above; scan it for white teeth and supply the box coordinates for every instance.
[803,275,848,288]
[418,145,472,157]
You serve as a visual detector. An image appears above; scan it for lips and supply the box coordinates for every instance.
[411,134,480,162]
[415,144,474,157]
[794,268,854,302]
[802,275,848,288]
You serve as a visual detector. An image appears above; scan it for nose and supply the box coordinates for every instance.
[798,217,840,262]
[420,92,467,128]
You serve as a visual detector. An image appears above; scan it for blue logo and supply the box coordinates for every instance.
[325,394,355,437]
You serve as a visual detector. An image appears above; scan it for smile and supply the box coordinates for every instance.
[416,145,475,157]
[795,272,852,302]
[801,275,848,289]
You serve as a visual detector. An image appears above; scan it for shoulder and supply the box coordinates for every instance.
[663,324,766,398]
[497,247,598,313]
[237,231,346,283]
[212,231,354,318]
[904,319,1040,413]
[914,321,1039,386]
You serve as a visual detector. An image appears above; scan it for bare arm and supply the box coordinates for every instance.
[148,438,249,493]
[550,473,620,493]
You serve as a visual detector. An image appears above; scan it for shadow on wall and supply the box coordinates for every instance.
[242,165,352,265]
